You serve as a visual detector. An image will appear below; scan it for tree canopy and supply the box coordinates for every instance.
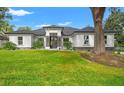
[104,8,124,47]
[17,26,32,31]
[0,7,13,33]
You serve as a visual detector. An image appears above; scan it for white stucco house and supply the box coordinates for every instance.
[5,25,115,50]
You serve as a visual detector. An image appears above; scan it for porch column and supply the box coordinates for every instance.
[46,36,50,49]
[57,36,62,49]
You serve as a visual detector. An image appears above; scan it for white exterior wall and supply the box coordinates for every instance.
[45,29,62,49]
[73,33,114,48]
[73,35,83,47]
[0,40,2,47]
[7,32,115,49]
[105,34,114,47]
[69,37,73,42]
[44,37,46,48]
[46,29,61,36]
[89,35,94,47]
[73,34,94,47]
[0,40,7,47]
[8,34,33,48]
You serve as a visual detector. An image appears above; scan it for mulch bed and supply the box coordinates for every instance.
[80,52,124,68]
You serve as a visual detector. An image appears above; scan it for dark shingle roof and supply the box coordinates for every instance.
[6,26,80,36]
[6,30,34,34]
[33,29,45,36]
[104,30,116,33]
[6,26,116,36]
[82,26,94,31]
[62,27,80,36]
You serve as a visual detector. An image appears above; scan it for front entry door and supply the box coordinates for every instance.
[50,36,58,48]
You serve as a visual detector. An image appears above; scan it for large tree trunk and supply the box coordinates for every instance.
[91,7,106,55]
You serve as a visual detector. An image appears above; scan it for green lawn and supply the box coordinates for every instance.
[0,50,124,86]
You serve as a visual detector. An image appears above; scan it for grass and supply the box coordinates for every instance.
[0,50,124,86]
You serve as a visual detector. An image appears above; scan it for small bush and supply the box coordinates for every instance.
[63,41,72,50]
[3,41,17,50]
[33,38,44,49]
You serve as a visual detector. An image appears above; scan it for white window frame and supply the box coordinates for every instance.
[104,35,108,45]
[18,36,23,45]
[83,35,89,46]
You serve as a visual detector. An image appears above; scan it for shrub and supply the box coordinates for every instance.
[63,41,72,50]
[33,38,44,49]
[3,41,17,50]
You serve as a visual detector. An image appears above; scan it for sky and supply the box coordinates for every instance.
[9,7,124,30]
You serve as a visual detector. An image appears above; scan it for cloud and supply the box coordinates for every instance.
[9,8,33,16]
[58,21,72,26]
[35,21,72,28]
[35,24,51,28]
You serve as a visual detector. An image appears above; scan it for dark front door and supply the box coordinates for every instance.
[50,36,58,48]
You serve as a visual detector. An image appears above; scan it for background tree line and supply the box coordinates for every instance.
[0,7,32,34]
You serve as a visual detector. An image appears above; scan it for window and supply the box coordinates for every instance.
[50,33,57,36]
[63,38,69,42]
[104,35,107,44]
[38,38,44,42]
[84,35,89,45]
[18,37,23,45]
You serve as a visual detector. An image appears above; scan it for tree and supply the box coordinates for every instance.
[17,26,32,31]
[104,8,124,48]
[0,7,12,33]
[2,21,14,32]
[109,7,120,13]
[5,24,15,32]
[90,7,106,55]
[63,41,72,50]
[33,38,44,49]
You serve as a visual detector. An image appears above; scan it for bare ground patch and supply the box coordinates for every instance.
[80,51,124,68]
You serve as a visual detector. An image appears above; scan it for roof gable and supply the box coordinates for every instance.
[82,26,94,31]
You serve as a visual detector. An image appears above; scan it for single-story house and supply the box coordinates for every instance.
[5,25,116,50]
